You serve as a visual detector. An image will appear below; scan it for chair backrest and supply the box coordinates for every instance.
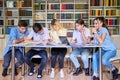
[111,35,120,57]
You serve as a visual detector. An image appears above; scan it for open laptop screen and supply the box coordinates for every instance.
[59,36,70,45]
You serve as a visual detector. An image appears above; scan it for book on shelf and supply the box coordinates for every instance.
[47,13,54,19]
[5,19,18,26]
[89,10,102,16]
[75,13,88,19]
[104,9,120,16]
[106,18,119,26]
[34,3,45,10]
[61,4,74,10]
[75,4,88,9]
[105,0,120,6]
[90,0,103,6]
[19,9,32,16]
[50,4,60,10]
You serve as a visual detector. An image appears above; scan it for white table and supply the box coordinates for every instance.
[9,43,103,80]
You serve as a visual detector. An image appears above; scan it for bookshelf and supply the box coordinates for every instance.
[0,0,33,35]
[0,0,119,36]
[90,0,120,35]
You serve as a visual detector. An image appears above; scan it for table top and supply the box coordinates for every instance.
[9,42,103,48]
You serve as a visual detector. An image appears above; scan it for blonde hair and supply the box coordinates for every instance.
[50,21,65,31]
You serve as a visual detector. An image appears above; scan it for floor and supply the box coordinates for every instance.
[0,60,120,80]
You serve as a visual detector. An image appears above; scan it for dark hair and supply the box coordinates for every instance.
[94,17,111,35]
[51,19,57,25]
[94,17,107,28]
[18,20,28,27]
[33,23,42,33]
[75,19,85,25]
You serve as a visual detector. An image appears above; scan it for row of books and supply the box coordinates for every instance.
[19,10,32,16]
[106,19,119,25]
[90,18,119,26]
[105,0,120,6]
[75,13,88,19]
[5,10,18,16]
[5,19,18,26]
[104,9,120,16]
[90,0,103,6]
[62,4,88,10]
[5,19,32,26]
[5,0,32,8]
[89,10,103,16]
[34,3,45,10]
[47,13,74,19]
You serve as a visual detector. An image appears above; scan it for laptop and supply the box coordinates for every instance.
[59,36,70,45]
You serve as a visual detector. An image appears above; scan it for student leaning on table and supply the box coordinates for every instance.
[49,19,67,78]
[2,20,29,77]
[92,17,118,80]
[24,23,49,78]
[70,19,90,76]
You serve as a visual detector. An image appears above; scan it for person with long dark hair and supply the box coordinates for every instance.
[92,17,118,80]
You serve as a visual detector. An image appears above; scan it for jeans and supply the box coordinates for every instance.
[93,49,116,74]
[24,49,48,74]
[50,48,67,69]
[3,49,24,69]
[70,48,89,68]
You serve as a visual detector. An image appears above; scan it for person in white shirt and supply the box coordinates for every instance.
[24,23,49,78]
[70,19,90,76]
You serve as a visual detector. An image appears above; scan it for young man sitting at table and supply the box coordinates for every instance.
[2,20,29,77]
[70,19,90,76]
[24,23,49,78]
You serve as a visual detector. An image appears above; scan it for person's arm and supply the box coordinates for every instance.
[10,28,25,44]
[81,28,90,44]
[12,38,24,44]
[94,32,106,44]
[92,28,106,44]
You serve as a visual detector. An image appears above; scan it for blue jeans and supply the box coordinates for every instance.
[3,49,24,69]
[24,49,48,74]
[70,48,90,68]
[93,49,116,74]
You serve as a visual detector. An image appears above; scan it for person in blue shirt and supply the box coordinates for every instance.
[2,20,29,77]
[24,23,49,78]
[92,17,118,80]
